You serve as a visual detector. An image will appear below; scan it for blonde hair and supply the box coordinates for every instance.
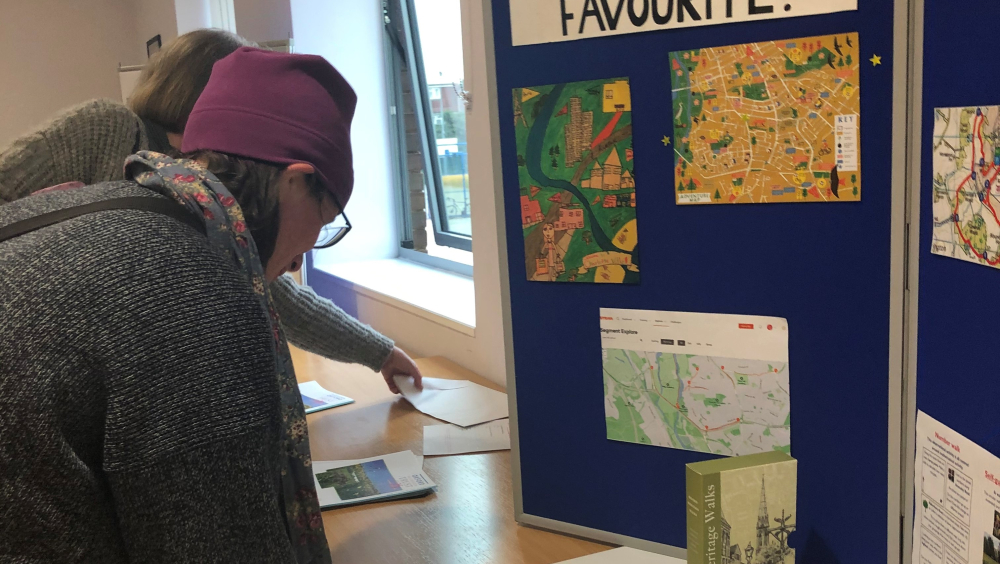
[128,29,255,133]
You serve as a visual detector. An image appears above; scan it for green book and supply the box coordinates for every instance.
[686,452,796,564]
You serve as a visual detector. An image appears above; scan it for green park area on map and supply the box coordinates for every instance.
[603,348,790,456]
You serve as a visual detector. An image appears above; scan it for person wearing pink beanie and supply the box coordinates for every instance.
[0,48,398,563]
[0,28,423,423]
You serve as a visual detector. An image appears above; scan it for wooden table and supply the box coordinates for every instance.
[291,346,612,564]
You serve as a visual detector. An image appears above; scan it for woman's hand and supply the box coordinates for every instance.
[380,346,423,394]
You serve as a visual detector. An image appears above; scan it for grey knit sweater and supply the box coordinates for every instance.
[0,182,297,562]
[0,99,393,371]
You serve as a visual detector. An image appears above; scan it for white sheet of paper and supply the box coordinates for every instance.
[312,451,434,509]
[420,377,469,391]
[424,419,511,456]
[394,376,508,427]
[910,411,1000,564]
[552,547,683,563]
[298,381,354,414]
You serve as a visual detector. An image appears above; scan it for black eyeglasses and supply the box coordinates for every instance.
[314,191,351,249]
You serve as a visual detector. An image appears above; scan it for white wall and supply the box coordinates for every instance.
[454,0,508,386]
[291,0,399,264]
[294,0,509,385]
[134,0,179,62]
[0,0,141,146]
[234,0,292,43]
[174,0,213,34]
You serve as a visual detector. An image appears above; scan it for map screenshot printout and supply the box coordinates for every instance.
[671,33,861,204]
[931,105,1000,269]
[601,308,790,457]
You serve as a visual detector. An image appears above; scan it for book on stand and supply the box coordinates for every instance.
[686,451,796,564]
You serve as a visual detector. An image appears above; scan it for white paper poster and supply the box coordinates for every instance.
[508,0,858,46]
[912,411,1000,564]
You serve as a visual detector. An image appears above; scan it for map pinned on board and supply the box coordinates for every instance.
[670,33,862,204]
[601,308,790,457]
[513,78,639,284]
[931,105,1000,268]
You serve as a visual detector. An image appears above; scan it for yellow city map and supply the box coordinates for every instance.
[671,33,861,205]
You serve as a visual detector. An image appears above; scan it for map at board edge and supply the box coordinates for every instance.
[513,78,639,284]
[931,105,1000,269]
[603,349,791,457]
[671,32,862,205]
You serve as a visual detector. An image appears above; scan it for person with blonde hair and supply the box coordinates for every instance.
[0,28,423,394]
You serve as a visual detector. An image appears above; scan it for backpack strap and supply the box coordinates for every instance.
[0,196,206,243]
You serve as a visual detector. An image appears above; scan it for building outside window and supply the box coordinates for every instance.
[383,0,472,269]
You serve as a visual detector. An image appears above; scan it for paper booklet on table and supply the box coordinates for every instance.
[298,381,354,414]
[312,451,435,509]
[393,376,508,427]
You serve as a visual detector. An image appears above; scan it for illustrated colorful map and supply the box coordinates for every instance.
[513,78,639,283]
[604,349,791,457]
[931,106,1000,268]
[671,33,862,204]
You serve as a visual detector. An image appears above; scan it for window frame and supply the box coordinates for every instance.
[383,0,473,253]
[381,1,412,249]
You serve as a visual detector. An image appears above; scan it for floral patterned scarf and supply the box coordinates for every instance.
[124,151,332,564]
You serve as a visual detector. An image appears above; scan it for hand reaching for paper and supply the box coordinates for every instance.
[380,346,423,394]
[392,376,508,427]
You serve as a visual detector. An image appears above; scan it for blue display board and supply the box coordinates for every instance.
[916,0,1000,453]
[492,1,900,559]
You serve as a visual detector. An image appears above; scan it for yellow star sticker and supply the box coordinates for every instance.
[741,114,750,122]
[870,54,882,66]
[661,136,671,146]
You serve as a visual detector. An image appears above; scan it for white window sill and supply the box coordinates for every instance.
[314,258,475,336]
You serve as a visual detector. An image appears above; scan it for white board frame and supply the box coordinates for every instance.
[901,0,925,561]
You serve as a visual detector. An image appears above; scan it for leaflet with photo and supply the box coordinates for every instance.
[298,381,354,414]
[312,451,435,509]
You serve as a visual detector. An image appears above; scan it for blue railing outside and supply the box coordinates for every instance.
[437,141,471,234]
